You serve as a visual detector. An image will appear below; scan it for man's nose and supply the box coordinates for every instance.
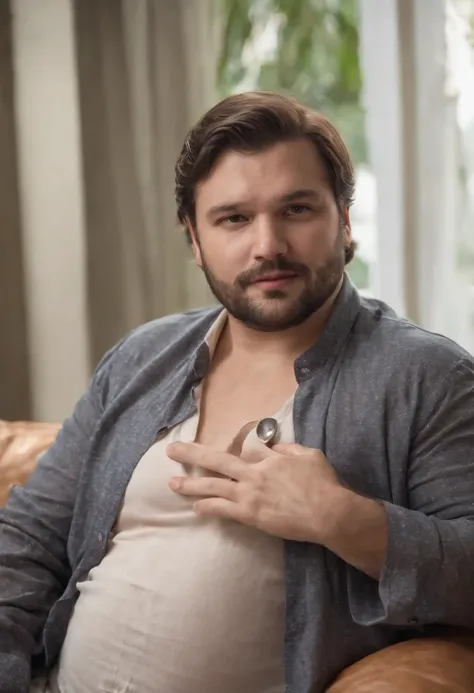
[252,216,288,260]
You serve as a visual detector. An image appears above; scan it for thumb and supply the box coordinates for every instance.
[272,443,313,456]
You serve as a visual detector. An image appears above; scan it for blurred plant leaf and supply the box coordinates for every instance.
[216,0,366,164]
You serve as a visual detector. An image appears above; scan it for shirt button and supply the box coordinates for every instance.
[408,617,419,625]
[97,532,103,542]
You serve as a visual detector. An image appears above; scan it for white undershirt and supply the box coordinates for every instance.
[44,312,294,693]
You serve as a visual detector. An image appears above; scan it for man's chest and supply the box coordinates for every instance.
[78,363,410,568]
[194,360,297,450]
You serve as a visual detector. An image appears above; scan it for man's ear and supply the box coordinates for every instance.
[186,218,202,267]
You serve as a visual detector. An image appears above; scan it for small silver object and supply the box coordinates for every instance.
[256,417,279,446]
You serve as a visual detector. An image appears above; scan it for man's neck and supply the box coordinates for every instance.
[218,279,343,365]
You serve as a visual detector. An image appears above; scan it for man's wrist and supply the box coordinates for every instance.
[313,484,358,546]
[313,485,388,580]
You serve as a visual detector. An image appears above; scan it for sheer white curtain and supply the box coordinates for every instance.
[359,0,473,353]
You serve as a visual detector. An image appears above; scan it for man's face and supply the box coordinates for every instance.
[189,138,351,332]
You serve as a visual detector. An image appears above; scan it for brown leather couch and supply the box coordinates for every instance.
[1,419,474,692]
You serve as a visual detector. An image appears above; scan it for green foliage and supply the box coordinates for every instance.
[217,0,367,164]
[347,253,369,289]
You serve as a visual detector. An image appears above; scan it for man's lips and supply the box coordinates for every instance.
[250,272,299,290]
[253,271,298,283]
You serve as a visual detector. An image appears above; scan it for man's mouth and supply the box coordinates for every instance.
[252,271,298,287]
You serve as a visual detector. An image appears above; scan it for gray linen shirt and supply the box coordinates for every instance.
[1,277,474,693]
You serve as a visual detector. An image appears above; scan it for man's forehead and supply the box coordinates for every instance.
[196,141,330,210]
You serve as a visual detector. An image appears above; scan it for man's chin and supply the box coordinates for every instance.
[237,307,315,333]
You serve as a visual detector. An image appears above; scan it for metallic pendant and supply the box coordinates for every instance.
[256,417,279,447]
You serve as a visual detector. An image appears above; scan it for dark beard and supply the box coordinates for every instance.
[198,229,346,333]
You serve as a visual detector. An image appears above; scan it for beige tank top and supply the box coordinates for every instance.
[45,312,294,693]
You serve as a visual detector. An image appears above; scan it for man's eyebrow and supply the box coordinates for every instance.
[207,203,243,220]
[206,189,323,220]
[277,188,324,204]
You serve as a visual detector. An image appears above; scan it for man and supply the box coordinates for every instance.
[1,91,474,693]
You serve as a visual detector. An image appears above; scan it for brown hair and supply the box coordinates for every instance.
[175,91,356,264]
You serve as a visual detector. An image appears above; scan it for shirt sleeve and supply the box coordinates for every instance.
[0,343,118,693]
[348,357,474,628]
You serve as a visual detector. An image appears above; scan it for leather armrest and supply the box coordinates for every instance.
[0,420,60,506]
[326,635,474,692]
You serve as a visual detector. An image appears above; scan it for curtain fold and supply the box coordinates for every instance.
[3,0,218,419]
[74,0,216,365]
[0,0,31,420]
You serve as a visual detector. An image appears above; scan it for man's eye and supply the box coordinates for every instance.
[286,204,311,215]
[224,214,247,224]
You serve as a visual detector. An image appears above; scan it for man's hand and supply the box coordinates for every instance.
[166,441,347,544]
[166,441,388,579]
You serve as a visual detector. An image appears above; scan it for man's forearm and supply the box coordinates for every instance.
[318,487,388,580]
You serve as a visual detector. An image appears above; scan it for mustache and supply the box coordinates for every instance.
[237,258,309,288]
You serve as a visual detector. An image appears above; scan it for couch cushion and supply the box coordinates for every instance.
[0,420,60,507]
[326,633,474,692]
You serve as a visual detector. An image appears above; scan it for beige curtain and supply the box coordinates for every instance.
[73,0,216,365]
[0,0,31,420]
[1,0,217,419]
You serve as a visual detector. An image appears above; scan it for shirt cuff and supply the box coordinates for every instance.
[347,502,445,627]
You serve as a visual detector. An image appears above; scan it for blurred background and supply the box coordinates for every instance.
[1,0,474,423]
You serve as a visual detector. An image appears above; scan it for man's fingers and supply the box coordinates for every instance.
[169,475,238,501]
[166,442,249,480]
[193,498,250,524]
[272,443,314,456]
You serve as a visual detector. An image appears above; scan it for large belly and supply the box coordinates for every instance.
[54,523,285,693]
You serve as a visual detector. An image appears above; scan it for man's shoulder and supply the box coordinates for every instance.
[358,296,473,375]
[96,305,222,379]
[122,305,221,351]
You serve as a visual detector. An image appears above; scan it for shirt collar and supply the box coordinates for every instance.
[294,273,361,379]
[191,273,361,382]
[203,308,228,359]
